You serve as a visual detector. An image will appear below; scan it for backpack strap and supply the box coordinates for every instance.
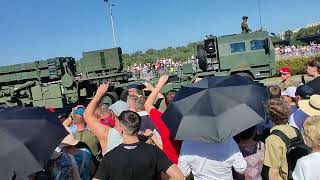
[79,150,86,176]
[292,127,303,141]
[271,130,290,149]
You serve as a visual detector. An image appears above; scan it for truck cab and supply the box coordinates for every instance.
[197,31,276,79]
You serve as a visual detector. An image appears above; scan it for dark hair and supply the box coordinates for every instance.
[268,85,281,99]
[118,111,141,135]
[238,126,256,140]
[267,98,289,125]
[165,90,177,98]
[306,57,320,73]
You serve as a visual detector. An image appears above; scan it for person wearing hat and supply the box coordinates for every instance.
[241,16,251,33]
[48,128,81,180]
[289,85,315,130]
[279,67,299,90]
[281,86,298,116]
[298,95,320,117]
[127,84,142,97]
[84,82,129,155]
[62,106,101,163]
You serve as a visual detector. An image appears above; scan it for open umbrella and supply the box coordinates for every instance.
[0,107,68,179]
[162,75,268,143]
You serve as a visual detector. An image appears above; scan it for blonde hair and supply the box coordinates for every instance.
[303,116,320,148]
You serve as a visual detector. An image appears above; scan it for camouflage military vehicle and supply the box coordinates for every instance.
[0,31,276,108]
[160,31,277,93]
[0,47,131,108]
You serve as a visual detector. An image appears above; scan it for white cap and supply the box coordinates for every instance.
[281,86,297,98]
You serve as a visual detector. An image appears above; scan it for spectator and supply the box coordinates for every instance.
[293,116,320,180]
[62,106,101,162]
[278,67,299,90]
[93,111,184,180]
[127,95,138,112]
[262,98,297,180]
[306,57,320,94]
[289,85,315,130]
[158,90,177,113]
[268,85,282,99]
[145,75,182,164]
[234,126,264,180]
[96,103,110,119]
[127,84,142,97]
[281,86,298,115]
[298,95,320,117]
[84,83,129,155]
[178,138,247,180]
[135,96,162,149]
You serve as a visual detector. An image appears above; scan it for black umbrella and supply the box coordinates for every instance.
[162,75,268,143]
[0,107,68,179]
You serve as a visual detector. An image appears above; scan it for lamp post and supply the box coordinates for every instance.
[258,0,263,30]
[104,0,117,47]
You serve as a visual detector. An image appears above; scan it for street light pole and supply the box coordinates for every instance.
[104,0,117,47]
[258,0,263,30]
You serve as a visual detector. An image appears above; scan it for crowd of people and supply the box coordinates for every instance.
[19,57,320,180]
[127,58,198,80]
[275,43,320,59]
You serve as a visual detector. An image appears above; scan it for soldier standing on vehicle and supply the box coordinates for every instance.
[241,16,251,33]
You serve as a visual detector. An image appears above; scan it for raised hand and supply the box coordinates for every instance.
[158,75,169,86]
[95,82,109,98]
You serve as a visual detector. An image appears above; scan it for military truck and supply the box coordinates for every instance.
[196,31,276,79]
[0,47,131,108]
[160,31,277,93]
[0,31,276,108]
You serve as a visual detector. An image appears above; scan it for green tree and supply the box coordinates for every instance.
[284,30,293,40]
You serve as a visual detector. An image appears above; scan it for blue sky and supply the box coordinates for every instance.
[0,0,319,65]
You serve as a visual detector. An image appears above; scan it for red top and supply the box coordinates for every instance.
[149,108,182,164]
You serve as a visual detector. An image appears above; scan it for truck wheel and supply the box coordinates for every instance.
[120,90,128,102]
[101,91,119,105]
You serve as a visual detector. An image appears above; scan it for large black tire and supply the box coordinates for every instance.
[102,91,119,105]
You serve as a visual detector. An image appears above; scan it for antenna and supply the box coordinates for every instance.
[258,0,263,30]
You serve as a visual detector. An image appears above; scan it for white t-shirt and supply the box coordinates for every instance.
[178,138,247,180]
[293,152,320,180]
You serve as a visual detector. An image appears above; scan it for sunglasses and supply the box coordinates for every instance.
[281,73,289,75]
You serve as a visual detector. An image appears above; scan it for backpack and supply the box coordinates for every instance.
[271,127,311,180]
[35,152,73,180]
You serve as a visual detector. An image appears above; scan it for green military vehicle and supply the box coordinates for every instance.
[0,31,276,108]
[196,30,276,79]
[160,31,277,93]
[0,47,131,108]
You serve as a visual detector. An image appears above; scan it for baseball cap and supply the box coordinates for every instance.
[280,67,290,74]
[109,101,129,116]
[74,107,85,117]
[281,86,297,98]
[296,85,315,99]
[128,84,140,90]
